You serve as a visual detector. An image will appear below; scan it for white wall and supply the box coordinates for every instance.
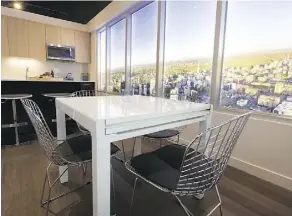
[1,57,88,81]
[89,31,98,89]
[180,111,292,191]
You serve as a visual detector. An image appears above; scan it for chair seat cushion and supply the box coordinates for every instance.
[144,129,179,139]
[129,145,213,191]
[55,134,120,164]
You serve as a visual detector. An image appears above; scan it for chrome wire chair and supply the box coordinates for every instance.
[125,112,251,216]
[126,126,187,161]
[21,99,94,216]
[71,89,109,97]
[126,125,187,161]
[70,90,109,133]
[144,125,187,146]
[71,90,126,161]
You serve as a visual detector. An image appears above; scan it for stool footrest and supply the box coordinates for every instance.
[2,122,28,128]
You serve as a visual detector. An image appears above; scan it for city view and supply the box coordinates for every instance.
[103,1,292,117]
[221,51,292,116]
[110,49,292,117]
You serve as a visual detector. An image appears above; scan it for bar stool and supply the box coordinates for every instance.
[42,93,72,122]
[1,94,32,145]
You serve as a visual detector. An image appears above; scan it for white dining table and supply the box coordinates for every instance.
[55,95,212,216]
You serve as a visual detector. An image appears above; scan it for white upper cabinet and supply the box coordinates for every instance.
[61,28,75,46]
[28,21,46,61]
[45,25,61,45]
[75,31,91,63]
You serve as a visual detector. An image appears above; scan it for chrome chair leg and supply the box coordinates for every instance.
[173,185,223,216]
[46,185,52,216]
[219,205,223,216]
[41,163,92,215]
[121,140,127,162]
[81,163,87,184]
[111,165,117,216]
[205,185,222,216]
[131,138,137,159]
[111,165,116,201]
[215,185,223,216]
[174,195,194,216]
[129,178,138,216]
[40,171,48,205]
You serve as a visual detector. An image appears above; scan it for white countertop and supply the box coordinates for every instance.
[56,95,211,125]
[1,79,94,83]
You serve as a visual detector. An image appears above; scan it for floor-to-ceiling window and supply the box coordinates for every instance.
[97,0,292,118]
[131,2,158,96]
[163,1,216,102]
[109,19,126,94]
[220,1,292,116]
[99,30,106,91]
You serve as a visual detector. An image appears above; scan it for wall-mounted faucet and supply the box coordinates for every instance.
[25,67,29,80]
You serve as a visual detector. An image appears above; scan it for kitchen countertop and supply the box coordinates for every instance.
[1,79,94,83]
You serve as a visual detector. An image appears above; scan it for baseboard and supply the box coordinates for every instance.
[228,157,292,191]
[179,138,292,191]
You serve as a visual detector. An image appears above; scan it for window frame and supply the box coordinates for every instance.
[96,0,292,120]
[108,18,127,94]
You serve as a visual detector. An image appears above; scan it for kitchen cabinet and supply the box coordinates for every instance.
[61,28,75,46]
[28,21,46,61]
[75,31,90,63]
[7,17,29,58]
[46,25,61,45]
[1,16,91,64]
[1,16,9,56]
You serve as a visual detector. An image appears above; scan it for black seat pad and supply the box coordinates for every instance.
[56,134,120,163]
[144,129,179,139]
[130,145,214,191]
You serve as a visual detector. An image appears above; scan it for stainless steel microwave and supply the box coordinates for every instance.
[46,44,76,61]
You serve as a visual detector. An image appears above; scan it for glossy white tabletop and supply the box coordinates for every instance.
[56,95,211,125]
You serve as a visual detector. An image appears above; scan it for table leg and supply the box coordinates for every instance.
[12,99,20,145]
[195,113,212,200]
[56,107,68,183]
[199,113,212,134]
[92,125,111,216]
[199,112,212,151]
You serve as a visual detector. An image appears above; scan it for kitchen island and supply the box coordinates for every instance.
[1,80,95,146]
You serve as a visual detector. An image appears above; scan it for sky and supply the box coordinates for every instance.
[106,0,292,68]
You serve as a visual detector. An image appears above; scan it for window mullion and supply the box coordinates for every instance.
[105,27,111,93]
[210,0,228,107]
[155,0,166,97]
[125,13,132,95]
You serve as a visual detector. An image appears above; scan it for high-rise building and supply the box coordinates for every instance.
[274,82,284,94]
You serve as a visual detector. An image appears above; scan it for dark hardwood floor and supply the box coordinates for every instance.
[2,140,292,216]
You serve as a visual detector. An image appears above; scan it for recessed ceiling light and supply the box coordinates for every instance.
[13,2,22,10]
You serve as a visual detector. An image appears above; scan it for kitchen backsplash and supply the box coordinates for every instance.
[1,57,88,81]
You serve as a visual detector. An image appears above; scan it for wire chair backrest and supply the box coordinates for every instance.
[71,90,109,132]
[21,99,65,165]
[174,112,251,196]
[71,90,109,97]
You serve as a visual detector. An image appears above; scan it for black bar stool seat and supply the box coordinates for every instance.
[43,93,72,122]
